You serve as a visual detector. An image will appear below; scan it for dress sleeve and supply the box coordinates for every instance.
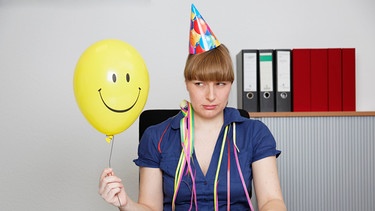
[251,120,281,162]
[133,126,161,168]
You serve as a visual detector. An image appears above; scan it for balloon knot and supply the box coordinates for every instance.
[106,135,114,143]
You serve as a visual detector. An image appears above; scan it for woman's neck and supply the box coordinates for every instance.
[193,111,224,130]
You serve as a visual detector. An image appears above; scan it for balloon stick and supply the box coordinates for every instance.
[106,135,122,207]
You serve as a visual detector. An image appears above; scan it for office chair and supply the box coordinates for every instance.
[139,108,250,140]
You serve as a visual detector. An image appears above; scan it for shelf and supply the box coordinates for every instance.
[249,111,375,118]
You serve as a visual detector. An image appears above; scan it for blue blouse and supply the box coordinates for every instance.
[134,107,281,210]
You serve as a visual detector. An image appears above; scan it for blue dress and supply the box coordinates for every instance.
[134,107,281,210]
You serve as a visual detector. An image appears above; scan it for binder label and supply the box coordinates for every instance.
[243,52,257,92]
[259,52,273,92]
[277,51,291,92]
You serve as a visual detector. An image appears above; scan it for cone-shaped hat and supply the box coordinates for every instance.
[189,4,220,54]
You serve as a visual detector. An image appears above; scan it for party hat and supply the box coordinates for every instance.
[189,4,220,54]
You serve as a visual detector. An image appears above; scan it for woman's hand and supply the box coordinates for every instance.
[99,168,127,208]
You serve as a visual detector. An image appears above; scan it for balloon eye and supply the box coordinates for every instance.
[126,73,130,82]
[112,73,117,83]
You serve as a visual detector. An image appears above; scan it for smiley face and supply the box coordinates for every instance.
[74,39,149,136]
[98,72,141,113]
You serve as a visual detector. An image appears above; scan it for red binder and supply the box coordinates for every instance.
[342,48,356,111]
[328,48,342,111]
[310,49,328,111]
[292,49,311,111]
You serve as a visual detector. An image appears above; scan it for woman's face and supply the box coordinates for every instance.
[185,80,232,119]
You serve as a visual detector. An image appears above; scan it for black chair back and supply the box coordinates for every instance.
[139,109,249,140]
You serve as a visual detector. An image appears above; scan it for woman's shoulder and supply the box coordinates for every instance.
[224,107,260,123]
[224,107,270,132]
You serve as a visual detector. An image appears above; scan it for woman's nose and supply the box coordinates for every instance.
[206,83,216,101]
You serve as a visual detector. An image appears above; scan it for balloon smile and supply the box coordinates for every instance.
[98,87,141,113]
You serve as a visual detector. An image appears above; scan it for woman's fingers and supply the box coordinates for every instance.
[98,168,128,208]
[100,168,113,180]
[99,168,122,195]
[103,182,122,197]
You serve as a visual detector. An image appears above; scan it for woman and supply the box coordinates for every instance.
[99,4,286,211]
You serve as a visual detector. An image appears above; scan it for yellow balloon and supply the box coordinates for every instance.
[74,39,149,137]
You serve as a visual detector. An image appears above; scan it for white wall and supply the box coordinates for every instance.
[0,0,374,210]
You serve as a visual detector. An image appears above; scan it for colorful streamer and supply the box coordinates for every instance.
[171,100,254,211]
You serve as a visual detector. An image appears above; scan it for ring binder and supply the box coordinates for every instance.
[237,50,259,112]
[258,49,275,112]
[274,49,292,112]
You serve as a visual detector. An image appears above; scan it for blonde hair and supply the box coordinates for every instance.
[184,44,234,83]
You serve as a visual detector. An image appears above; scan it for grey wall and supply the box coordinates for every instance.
[0,0,374,210]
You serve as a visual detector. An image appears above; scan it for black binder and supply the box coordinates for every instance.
[258,49,275,112]
[274,49,292,111]
[236,50,259,112]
